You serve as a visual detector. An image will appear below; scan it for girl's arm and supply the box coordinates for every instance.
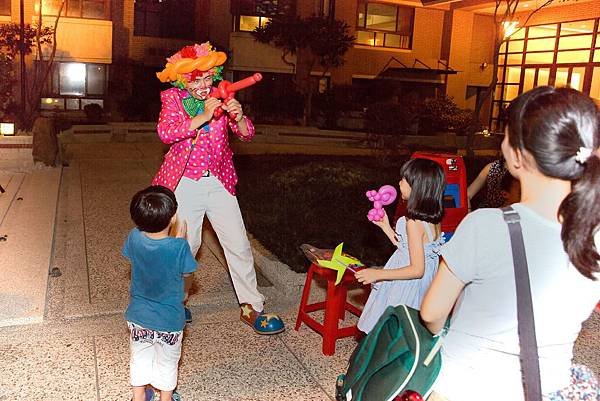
[371,210,398,246]
[355,219,426,284]
[420,259,465,334]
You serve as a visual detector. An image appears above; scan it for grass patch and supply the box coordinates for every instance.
[236,154,406,273]
[236,154,494,273]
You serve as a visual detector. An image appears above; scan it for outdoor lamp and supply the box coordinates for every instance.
[0,122,15,136]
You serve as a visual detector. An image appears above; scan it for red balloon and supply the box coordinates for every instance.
[393,390,424,401]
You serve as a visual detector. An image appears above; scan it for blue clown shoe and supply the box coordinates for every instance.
[240,303,285,335]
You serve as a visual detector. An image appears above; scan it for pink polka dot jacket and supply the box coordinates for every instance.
[152,88,255,195]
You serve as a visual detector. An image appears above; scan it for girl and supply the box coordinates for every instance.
[421,86,600,401]
[356,158,446,334]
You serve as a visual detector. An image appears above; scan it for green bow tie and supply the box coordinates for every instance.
[182,96,205,118]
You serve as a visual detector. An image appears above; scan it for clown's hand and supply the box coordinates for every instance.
[199,97,221,123]
[222,98,244,122]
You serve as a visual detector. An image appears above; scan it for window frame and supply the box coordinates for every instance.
[232,0,296,32]
[354,1,414,50]
[40,61,108,112]
[35,0,110,20]
[491,17,600,130]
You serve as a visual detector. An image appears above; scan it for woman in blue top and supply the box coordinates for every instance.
[356,158,446,333]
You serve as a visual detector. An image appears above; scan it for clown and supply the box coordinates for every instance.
[152,42,284,335]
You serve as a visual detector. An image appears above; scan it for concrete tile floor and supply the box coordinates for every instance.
[0,142,597,401]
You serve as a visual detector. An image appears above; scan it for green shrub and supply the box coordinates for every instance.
[236,155,405,272]
[0,54,15,120]
[418,96,480,135]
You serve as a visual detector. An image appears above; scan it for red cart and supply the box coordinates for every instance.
[394,152,468,239]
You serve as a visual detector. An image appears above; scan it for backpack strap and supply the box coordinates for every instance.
[501,206,542,401]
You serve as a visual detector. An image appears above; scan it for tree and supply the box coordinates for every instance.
[0,1,64,129]
[0,54,15,120]
[252,15,355,125]
[465,0,553,156]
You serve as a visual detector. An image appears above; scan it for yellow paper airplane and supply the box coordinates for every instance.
[317,243,363,285]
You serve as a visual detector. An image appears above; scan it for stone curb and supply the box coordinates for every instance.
[247,234,306,301]
[201,226,305,302]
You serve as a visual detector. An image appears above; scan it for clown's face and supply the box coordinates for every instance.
[186,72,214,100]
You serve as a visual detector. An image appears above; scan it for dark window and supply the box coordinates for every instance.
[232,0,296,32]
[355,1,414,49]
[35,0,110,19]
[0,0,10,15]
[134,0,195,40]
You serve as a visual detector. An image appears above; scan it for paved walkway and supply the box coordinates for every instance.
[0,143,360,401]
[0,142,597,400]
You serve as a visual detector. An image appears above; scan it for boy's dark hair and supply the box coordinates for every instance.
[400,158,445,224]
[130,185,177,233]
[507,86,599,279]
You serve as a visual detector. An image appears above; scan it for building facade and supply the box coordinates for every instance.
[1,0,598,127]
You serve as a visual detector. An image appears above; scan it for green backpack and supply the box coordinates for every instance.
[336,305,445,401]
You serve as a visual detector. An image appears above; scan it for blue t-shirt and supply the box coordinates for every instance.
[122,228,197,332]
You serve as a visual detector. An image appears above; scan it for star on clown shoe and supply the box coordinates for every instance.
[239,303,285,335]
[241,304,254,319]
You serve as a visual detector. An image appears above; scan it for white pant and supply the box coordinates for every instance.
[128,322,182,391]
[174,176,265,312]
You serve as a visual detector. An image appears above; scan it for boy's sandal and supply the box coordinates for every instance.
[145,387,156,401]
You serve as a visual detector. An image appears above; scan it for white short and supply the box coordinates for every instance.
[127,322,183,391]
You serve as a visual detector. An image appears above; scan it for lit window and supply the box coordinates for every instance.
[233,0,294,32]
[34,0,109,19]
[41,98,65,110]
[239,15,271,32]
[590,67,600,103]
[492,18,600,131]
[40,62,106,111]
[60,63,86,96]
[355,1,414,49]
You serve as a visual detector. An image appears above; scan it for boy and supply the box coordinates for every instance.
[123,185,197,401]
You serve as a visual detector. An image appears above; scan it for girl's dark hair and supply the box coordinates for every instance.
[401,158,445,224]
[507,86,599,279]
[130,185,178,233]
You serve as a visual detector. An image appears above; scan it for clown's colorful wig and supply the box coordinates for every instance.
[156,42,227,89]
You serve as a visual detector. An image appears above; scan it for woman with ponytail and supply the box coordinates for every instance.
[421,86,600,401]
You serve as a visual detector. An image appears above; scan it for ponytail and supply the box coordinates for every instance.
[507,87,599,280]
[559,154,600,280]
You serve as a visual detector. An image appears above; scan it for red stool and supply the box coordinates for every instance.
[295,263,363,356]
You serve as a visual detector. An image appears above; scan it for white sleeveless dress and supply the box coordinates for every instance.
[357,217,445,333]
